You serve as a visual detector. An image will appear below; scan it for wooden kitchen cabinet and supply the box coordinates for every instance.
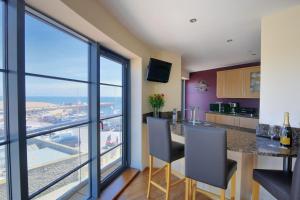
[224,69,244,98]
[216,66,260,98]
[243,66,260,98]
[215,114,240,126]
[206,113,216,123]
[216,71,225,98]
[205,113,258,129]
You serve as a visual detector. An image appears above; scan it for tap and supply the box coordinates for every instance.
[184,107,199,124]
[190,107,198,125]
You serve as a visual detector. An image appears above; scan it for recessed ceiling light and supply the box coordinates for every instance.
[249,50,257,56]
[189,18,197,23]
[226,39,233,43]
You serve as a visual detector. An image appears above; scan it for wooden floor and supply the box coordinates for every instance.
[117,168,216,200]
[99,168,140,200]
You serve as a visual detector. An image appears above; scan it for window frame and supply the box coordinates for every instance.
[0,2,11,197]
[2,1,131,199]
[98,46,130,189]
[24,8,93,199]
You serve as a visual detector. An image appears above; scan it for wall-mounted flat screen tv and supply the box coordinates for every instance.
[146,58,172,83]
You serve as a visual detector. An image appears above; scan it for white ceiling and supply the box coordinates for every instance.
[99,0,300,72]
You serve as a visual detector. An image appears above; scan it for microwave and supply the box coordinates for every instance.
[209,103,230,113]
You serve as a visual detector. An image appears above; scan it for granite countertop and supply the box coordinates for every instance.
[206,111,259,119]
[171,121,299,157]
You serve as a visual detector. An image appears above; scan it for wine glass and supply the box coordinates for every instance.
[268,125,277,147]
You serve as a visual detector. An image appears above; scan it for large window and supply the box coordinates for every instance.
[0,2,130,199]
[25,13,90,199]
[0,1,8,199]
[99,51,128,183]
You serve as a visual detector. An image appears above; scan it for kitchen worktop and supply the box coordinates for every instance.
[205,111,259,119]
[171,121,299,157]
[147,120,299,200]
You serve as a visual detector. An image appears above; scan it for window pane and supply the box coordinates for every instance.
[0,1,4,69]
[100,85,122,119]
[0,145,8,200]
[26,76,88,133]
[100,56,122,85]
[33,165,89,200]
[0,74,4,142]
[101,146,122,181]
[25,14,88,81]
[100,117,122,154]
[27,125,89,195]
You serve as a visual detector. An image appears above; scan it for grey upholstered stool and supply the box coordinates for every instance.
[184,126,237,200]
[252,152,300,200]
[146,117,185,200]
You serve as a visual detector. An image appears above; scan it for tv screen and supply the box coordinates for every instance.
[146,58,172,83]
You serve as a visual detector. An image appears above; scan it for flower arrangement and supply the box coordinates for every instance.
[148,94,165,117]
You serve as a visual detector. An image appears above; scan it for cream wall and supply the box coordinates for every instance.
[258,5,300,199]
[26,0,182,170]
[260,5,300,127]
[181,68,190,80]
[150,51,182,112]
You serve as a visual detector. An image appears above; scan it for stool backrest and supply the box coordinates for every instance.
[147,117,172,162]
[185,126,227,188]
[291,150,300,200]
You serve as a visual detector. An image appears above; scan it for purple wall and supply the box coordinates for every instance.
[186,63,260,120]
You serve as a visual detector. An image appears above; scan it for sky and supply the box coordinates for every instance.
[3,13,123,98]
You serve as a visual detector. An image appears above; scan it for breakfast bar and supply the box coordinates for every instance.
[152,121,299,200]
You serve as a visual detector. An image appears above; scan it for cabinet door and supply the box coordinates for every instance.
[206,113,216,123]
[243,66,260,98]
[234,117,240,127]
[215,115,238,126]
[216,71,225,98]
[224,69,244,98]
[239,117,259,129]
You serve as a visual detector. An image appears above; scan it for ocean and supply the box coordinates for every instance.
[25,96,122,105]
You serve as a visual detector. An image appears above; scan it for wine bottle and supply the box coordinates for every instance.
[280,112,293,147]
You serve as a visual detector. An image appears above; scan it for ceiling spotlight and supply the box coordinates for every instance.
[189,18,197,23]
[226,39,233,43]
[249,50,257,56]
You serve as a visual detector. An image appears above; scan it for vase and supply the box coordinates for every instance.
[153,107,160,118]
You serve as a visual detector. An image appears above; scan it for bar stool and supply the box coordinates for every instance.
[146,117,185,200]
[184,126,237,200]
[252,152,300,200]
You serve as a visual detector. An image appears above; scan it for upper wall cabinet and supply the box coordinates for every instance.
[243,66,260,98]
[216,71,225,98]
[217,66,260,98]
[224,68,244,98]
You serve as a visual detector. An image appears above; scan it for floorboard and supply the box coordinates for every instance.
[99,168,140,200]
[117,168,217,200]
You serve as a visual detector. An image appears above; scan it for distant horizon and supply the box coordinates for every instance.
[0,96,122,106]
[0,96,122,98]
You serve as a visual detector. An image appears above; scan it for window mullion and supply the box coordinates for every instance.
[89,42,100,198]
[6,0,28,200]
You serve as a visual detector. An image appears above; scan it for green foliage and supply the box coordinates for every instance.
[148,94,165,109]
